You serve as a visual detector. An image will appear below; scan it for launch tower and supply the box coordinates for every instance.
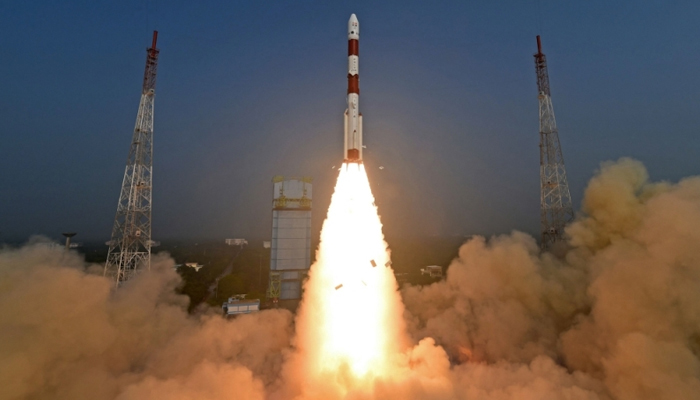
[104,31,159,286]
[534,35,574,250]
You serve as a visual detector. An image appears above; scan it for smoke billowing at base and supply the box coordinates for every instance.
[1,158,699,400]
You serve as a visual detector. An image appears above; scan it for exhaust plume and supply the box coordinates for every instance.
[284,163,409,397]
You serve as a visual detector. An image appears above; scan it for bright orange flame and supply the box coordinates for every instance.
[295,163,406,391]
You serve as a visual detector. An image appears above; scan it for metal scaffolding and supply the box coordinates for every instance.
[267,271,282,300]
[104,31,159,286]
[534,35,574,250]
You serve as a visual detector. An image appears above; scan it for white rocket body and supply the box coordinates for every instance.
[344,14,362,163]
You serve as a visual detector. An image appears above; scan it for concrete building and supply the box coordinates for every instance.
[222,295,260,317]
[267,176,312,301]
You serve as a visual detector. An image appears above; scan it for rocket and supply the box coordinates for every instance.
[344,13,362,163]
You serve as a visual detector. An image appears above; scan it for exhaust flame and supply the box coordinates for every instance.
[294,163,407,390]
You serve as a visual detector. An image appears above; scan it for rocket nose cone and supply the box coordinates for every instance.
[348,13,359,38]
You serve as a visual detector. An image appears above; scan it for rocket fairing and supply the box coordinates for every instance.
[344,13,363,163]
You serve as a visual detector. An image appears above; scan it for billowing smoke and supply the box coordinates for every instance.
[1,158,699,399]
[403,158,700,399]
[0,241,292,400]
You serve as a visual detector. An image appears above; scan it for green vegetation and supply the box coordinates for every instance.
[216,273,246,300]
[165,241,270,312]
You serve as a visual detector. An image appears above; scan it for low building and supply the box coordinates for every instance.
[222,295,260,317]
[420,265,443,278]
[225,238,248,246]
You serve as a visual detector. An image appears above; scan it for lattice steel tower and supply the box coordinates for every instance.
[104,31,159,286]
[534,35,573,250]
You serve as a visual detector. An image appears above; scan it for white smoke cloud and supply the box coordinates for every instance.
[1,158,698,399]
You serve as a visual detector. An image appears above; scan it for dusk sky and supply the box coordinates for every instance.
[1,0,699,242]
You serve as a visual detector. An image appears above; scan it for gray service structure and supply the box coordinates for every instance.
[268,176,312,300]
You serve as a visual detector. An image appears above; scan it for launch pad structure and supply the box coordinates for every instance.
[104,31,160,287]
[534,35,574,250]
[267,176,313,304]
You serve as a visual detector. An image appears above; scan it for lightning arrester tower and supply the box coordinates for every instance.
[104,31,159,286]
[534,35,573,250]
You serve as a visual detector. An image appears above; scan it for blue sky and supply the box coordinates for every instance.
[1,0,699,242]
